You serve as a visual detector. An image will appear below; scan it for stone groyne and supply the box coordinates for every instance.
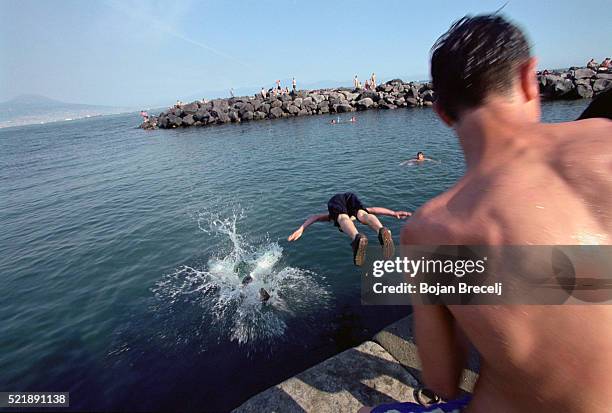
[140,68,612,130]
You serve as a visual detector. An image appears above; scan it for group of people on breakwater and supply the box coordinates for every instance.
[278,14,610,413]
[353,72,378,90]
[587,57,612,72]
[259,78,298,98]
[139,65,611,130]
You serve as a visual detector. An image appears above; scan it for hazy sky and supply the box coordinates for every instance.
[1,0,610,107]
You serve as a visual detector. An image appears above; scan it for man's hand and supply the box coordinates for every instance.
[287,227,304,241]
[394,211,412,219]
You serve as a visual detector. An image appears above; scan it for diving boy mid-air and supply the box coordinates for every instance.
[288,192,411,266]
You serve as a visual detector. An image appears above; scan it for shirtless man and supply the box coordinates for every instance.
[367,15,612,413]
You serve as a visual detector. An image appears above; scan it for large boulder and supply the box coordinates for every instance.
[212,99,229,112]
[357,91,380,102]
[335,104,354,113]
[270,99,282,108]
[596,73,612,80]
[216,112,230,123]
[269,107,284,118]
[181,102,199,114]
[281,101,293,111]
[228,111,240,122]
[341,91,360,101]
[406,97,418,107]
[182,114,195,126]
[318,104,330,114]
[421,90,435,102]
[156,114,168,128]
[253,111,266,120]
[251,99,263,111]
[168,114,182,127]
[194,109,211,123]
[541,75,574,98]
[593,79,612,94]
[241,111,254,121]
[356,97,374,110]
[302,97,316,110]
[572,68,596,79]
[311,94,326,104]
[293,97,303,108]
[574,83,593,99]
[404,86,419,99]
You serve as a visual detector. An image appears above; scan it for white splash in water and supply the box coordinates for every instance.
[152,209,330,346]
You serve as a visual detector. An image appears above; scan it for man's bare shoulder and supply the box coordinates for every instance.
[545,118,612,148]
[400,191,474,245]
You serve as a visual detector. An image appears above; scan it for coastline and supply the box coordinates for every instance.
[140,67,611,130]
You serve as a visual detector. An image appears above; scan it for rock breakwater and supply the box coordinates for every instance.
[140,68,612,130]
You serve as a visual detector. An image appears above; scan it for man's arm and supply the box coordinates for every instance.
[367,206,411,219]
[401,216,465,399]
[287,213,330,241]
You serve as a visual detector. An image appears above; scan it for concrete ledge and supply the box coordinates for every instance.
[233,341,420,413]
[373,315,480,393]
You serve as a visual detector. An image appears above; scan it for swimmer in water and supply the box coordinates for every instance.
[241,275,271,301]
[349,116,357,122]
[287,192,411,266]
[400,151,437,166]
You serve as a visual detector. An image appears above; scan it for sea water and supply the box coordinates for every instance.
[0,100,588,411]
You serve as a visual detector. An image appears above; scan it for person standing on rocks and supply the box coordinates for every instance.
[353,75,359,89]
[365,14,612,413]
[287,192,411,266]
[370,72,377,88]
[260,88,267,98]
[292,77,297,93]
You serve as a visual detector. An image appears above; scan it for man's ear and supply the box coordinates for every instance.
[434,101,453,127]
[519,57,539,102]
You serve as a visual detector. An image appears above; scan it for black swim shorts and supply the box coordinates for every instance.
[327,192,368,227]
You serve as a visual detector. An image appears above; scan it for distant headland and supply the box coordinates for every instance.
[140,67,612,130]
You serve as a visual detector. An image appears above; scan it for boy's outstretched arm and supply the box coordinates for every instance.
[367,207,412,219]
[287,213,330,241]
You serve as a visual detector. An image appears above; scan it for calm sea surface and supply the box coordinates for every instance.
[0,100,588,411]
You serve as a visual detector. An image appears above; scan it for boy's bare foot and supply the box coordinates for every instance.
[378,227,394,259]
[351,233,368,266]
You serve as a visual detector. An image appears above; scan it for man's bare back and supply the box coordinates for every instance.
[403,118,612,412]
[399,14,612,413]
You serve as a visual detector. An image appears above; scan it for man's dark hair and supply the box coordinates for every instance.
[417,151,424,157]
[431,14,531,121]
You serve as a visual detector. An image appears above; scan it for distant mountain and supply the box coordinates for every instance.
[0,94,131,128]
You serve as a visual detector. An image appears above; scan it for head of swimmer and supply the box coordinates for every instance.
[430,14,540,127]
[416,151,425,161]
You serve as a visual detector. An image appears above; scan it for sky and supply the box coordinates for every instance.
[1,0,610,107]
